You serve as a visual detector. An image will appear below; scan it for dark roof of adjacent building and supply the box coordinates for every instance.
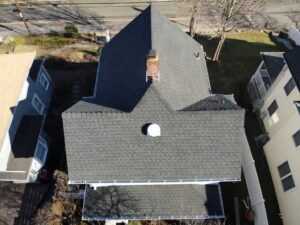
[261,52,285,82]
[66,5,210,113]
[0,115,44,181]
[28,59,43,81]
[63,85,245,182]
[284,47,300,89]
[82,184,224,220]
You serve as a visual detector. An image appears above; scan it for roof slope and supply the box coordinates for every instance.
[0,52,36,151]
[63,85,245,182]
[82,184,224,220]
[68,5,210,112]
[261,52,285,82]
[284,47,300,89]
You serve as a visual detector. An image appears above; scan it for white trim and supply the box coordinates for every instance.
[69,178,240,185]
[31,94,45,114]
[90,180,219,189]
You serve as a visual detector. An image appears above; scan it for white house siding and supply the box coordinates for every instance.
[288,26,300,46]
[261,68,300,225]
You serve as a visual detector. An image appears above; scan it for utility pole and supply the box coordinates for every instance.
[15,0,31,35]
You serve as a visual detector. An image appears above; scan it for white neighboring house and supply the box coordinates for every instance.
[248,48,300,225]
[288,26,300,46]
[0,52,53,183]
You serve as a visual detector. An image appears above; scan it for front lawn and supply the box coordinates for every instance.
[196,31,284,107]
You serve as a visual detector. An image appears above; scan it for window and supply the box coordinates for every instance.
[278,161,290,177]
[294,101,300,114]
[35,137,48,163]
[293,130,300,147]
[267,100,279,124]
[278,161,295,192]
[284,78,296,95]
[31,94,45,114]
[39,72,50,90]
[282,176,295,192]
[268,100,278,116]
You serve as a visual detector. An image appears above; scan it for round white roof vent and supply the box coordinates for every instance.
[147,123,161,137]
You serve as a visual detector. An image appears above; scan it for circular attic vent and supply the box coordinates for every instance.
[142,123,161,137]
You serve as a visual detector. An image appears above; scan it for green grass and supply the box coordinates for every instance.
[15,35,74,46]
[195,31,284,107]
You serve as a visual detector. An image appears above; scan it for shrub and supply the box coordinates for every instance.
[64,24,78,38]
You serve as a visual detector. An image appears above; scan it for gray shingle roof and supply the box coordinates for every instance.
[181,95,240,111]
[284,47,300,90]
[82,184,224,220]
[63,6,246,184]
[67,5,210,112]
[63,85,245,182]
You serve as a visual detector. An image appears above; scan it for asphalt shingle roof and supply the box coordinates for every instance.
[67,5,210,112]
[181,95,240,111]
[63,85,245,182]
[63,5,246,184]
[82,184,224,220]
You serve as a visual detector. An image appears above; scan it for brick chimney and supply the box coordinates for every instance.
[146,49,159,81]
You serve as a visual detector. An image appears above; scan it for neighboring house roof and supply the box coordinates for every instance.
[284,47,300,89]
[261,52,285,82]
[0,52,36,152]
[0,115,44,181]
[82,184,224,220]
[63,85,245,182]
[67,5,210,113]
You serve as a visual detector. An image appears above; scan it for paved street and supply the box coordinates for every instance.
[0,0,300,36]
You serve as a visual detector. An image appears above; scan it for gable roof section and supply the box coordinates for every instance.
[82,184,224,220]
[70,5,210,112]
[0,52,36,151]
[261,52,285,82]
[63,85,245,183]
[181,95,240,111]
[284,47,300,89]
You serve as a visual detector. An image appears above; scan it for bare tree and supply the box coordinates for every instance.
[287,12,300,30]
[204,0,269,61]
[178,0,204,37]
[15,0,31,35]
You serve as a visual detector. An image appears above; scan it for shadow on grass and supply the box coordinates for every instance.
[195,33,285,108]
